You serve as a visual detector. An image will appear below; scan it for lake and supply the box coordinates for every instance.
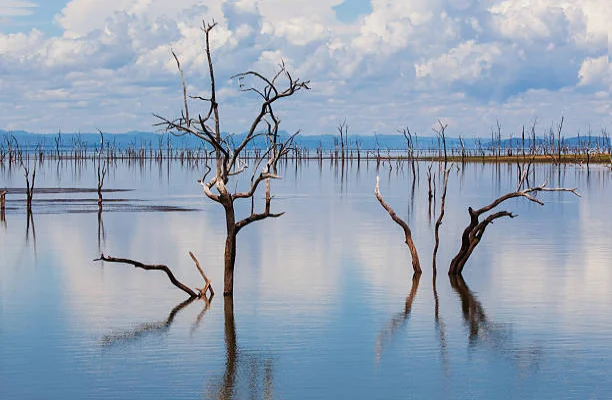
[1,159,611,399]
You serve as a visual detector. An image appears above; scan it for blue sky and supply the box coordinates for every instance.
[0,0,609,137]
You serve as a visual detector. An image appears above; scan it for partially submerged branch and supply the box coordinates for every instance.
[375,176,421,273]
[94,252,214,299]
[189,251,214,298]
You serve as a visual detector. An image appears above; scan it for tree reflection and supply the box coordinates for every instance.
[375,273,420,362]
[97,207,106,253]
[376,274,542,371]
[25,211,36,252]
[450,274,504,347]
[101,297,201,347]
[449,275,542,367]
[205,297,275,400]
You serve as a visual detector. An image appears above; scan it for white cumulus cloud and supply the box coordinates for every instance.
[0,0,609,136]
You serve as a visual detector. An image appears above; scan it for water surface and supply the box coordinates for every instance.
[1,160,611,399]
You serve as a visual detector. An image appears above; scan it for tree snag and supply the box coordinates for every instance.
[94,251,214,299]
[375,176,421,273]
[155,21,309,296]
[448,168,580,275]
[0,189,6,211]
[1,189,6,224]
[432,165,451,276]
[21,161,35,214]
[432,120,448,164]
[96,130,107,209]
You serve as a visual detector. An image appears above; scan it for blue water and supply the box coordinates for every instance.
[1,160,611,399]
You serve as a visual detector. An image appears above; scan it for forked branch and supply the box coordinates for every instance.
[449,174,580,275]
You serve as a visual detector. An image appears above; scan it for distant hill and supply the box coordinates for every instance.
[1,129,609,151]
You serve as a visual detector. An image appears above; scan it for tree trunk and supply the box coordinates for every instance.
[223,200,237,296]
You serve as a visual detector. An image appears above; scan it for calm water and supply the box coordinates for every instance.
[1,159,611,399]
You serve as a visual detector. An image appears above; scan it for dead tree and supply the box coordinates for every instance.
[375,176,421,273]
[1,189,7,225]
[154,21,309,296]
[432,120,448,164]
[399,127,417,182]
[95,252,214,299]
[21,161,36,214]
[426,164,434,221]
[337,120,348,162]
[448,169,580,275]
[556,116,564,162]
[96,131,107,208]
[432,166,451,275]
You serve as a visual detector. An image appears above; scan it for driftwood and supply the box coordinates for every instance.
[375,176,421,273]
[448,170,580,275]
[94,252,214,299]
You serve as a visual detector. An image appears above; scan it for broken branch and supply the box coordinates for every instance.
[375,176,421,273]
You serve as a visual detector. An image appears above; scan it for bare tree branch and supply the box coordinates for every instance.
[433,165,452,275]
[449,170,581,275]
[375,176,422,273]
[95,254,199,298]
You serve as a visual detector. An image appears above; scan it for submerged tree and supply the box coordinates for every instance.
[155,21,309,296]
[375,159,580,275]
[448,167,579,274]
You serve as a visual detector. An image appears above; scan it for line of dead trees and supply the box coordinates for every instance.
[2,118,610,165]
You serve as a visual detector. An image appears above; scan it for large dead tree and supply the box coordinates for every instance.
[448,169,580,275]
[154,21,309,296]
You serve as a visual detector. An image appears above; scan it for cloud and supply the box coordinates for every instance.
[415,40,502,84]
[578,56,610,87]
[0,0,36,17]
[0,0,610,136]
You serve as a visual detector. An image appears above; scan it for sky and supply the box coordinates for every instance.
[0,0,609,137]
